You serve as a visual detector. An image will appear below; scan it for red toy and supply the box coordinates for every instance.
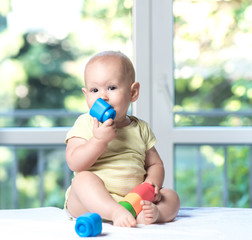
[119,183,155,218]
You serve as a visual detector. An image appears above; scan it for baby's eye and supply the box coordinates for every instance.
[108,86,116,91]
[91,88,98,93]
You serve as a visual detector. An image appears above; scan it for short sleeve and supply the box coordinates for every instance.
[143,122,157,150]
[135,117,157,151]
[65,113,94,143]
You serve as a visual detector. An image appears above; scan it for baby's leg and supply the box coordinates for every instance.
[137,188,180,224]
[67,171,136,227]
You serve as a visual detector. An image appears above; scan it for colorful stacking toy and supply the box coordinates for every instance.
[90,98,116,123]
[119,183,155,218]
[75,212,102,237]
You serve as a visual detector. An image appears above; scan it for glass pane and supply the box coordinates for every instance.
[174,0,252,127]
[175,145,251,208]
[0,145,69,209]
[0,0,133,127]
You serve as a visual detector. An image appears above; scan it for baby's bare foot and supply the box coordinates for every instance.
[112,205,137,227]
[137,200,159,225]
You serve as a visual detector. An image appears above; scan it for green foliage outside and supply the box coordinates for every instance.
[174,0,252,127]
[0,0,133,127]
[175,145,251,207]
[0,146,69,209]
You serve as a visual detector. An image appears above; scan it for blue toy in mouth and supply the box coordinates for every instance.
[90,98,116,123]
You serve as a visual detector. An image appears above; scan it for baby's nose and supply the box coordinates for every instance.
[100,92,109,101]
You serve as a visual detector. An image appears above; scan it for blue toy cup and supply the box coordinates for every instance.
[75,212,102,237]
[90,98,116,123]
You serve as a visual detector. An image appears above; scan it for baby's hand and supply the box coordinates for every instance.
[153,185,162,203]
[93,118,117,144]
[144,182,162,203]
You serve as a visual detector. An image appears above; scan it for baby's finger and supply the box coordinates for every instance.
[93,118,99,129]
[103,118,114,126]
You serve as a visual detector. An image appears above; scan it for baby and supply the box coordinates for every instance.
[65,51,180,227]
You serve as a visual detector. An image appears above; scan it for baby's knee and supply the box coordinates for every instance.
[72,171,102,186]
[161,188,179,198]
[161,188,180,208]
[160,188,180,222]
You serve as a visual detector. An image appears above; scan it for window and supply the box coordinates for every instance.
[0,0,133,209]
[173,0,252,207]
[134,0,252,208]
[1,0,251,209]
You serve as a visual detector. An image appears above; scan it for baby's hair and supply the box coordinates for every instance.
[85,51,135,83]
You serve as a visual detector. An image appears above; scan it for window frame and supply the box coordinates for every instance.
[134,0,252,188]
[0,128,68,145]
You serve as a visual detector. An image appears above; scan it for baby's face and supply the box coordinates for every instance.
[83,57,133,123]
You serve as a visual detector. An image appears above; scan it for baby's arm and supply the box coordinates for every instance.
[66,118,117,172]
[144,146,165,202]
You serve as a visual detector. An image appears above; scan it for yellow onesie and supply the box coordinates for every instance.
[65,114,157,204]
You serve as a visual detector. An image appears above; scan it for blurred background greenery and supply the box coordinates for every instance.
[174,0,252,127]
[0,0,251,209]
[0,0,133,127]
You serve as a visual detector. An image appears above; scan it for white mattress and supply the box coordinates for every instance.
[0,207,251,239]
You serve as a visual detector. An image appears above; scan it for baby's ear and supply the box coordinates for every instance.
[130,82,140,102]
[82,88,87,95]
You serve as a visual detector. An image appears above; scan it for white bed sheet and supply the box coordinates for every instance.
[0,207,251,240]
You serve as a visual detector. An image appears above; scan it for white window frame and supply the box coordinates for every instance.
[134,0,252,189]
[1,0,252,191]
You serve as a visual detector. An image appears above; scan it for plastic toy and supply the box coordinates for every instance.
[119,183,155,218]
[75,212,102,237]
[90,98,116,123]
